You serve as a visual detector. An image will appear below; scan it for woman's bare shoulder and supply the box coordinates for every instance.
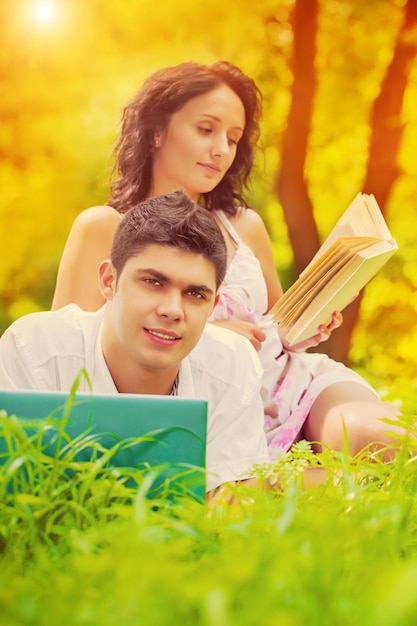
[74,205,122,228]
[231,207,269,243]
[230,207,284,305]
[68,205,123,243]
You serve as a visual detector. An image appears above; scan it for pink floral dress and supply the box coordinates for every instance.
[209,211,375,457]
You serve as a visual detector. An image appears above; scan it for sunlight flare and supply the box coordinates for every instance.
[32,2,56,24]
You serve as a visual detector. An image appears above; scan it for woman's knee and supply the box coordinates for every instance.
[304,384,404,456]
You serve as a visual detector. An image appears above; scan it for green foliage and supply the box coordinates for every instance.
[2,412,417,625]
[0,411,160,559]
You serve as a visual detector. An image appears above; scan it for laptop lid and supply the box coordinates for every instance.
[0,390,207,500]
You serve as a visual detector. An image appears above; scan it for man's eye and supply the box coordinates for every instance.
[144,278,161,286]
[187,290,205,299]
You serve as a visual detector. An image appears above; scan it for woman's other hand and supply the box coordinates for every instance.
[210,319,267,351]
[280,310,343,352]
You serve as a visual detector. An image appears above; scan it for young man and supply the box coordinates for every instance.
[0,191,269,498]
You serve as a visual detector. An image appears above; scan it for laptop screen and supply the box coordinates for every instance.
[0,390,207,500]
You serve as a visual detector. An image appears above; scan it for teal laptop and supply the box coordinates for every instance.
[0,390,207,500]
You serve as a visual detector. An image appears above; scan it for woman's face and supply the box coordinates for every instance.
[150,83,245,201]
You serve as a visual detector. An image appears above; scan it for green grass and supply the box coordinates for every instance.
[1,399,417,625]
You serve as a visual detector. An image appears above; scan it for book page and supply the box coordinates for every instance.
[269,192,398,345]
[283,245,397,344]
[275,246,352,325]
[276,238,377,328]
[363,194,393,241]
[271,243,348,320]
[270,237,380,324]
[300,193,391,275]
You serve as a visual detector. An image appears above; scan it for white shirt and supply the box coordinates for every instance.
[0,305,269,491]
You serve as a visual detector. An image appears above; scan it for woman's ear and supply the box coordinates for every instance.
[154,128,167,149]
[99,260,117,301]
[154,131,162,149]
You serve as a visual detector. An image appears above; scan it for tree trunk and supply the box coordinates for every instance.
[323,0,417,364]
[362,0,417,210]
[276,0,320,276]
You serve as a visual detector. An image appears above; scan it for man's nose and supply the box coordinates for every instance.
[156,290,184,320]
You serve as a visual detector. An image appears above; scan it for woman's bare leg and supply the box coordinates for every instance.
[303,382,407,460]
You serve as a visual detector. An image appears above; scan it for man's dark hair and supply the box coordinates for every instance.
[110,190,227,289]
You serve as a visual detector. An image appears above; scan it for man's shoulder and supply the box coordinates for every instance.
[3,305,103,364]
[189,323,263,383]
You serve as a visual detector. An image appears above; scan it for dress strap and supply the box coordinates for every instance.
[214,210,242,245]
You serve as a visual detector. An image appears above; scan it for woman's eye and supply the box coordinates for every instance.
[197,126,212,134]
[228,137,238,146]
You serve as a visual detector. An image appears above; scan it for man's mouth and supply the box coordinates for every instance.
[146,329,180,341]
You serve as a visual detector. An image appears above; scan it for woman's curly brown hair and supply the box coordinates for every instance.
[108,61,262,216]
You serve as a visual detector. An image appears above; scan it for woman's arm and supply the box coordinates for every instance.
[208,208,284,351]
[210,318,267,351]
[51,206,122,311]
[231,208,343,349]
[231,207,284,309]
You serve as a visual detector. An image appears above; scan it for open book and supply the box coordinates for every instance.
[269,193,398,346]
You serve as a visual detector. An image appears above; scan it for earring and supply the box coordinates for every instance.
[154,138,160,148]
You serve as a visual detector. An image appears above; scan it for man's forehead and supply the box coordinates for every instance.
[131,242,209,262]
[127,244,217,287]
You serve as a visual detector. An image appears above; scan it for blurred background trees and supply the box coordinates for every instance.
[1,0,416,391]
[277,0,417,366]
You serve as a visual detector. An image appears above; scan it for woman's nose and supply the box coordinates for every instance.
[211,133,230,158]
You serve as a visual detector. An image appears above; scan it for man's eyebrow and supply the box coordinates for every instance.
[136,269,215,296]
[186,284,215,297]
[136,268,169,283]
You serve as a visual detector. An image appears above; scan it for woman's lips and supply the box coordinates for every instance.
[198,162,221,174]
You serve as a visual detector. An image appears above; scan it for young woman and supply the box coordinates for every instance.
[52,60,406,459]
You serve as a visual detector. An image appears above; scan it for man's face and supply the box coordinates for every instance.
[100,244,217,379]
